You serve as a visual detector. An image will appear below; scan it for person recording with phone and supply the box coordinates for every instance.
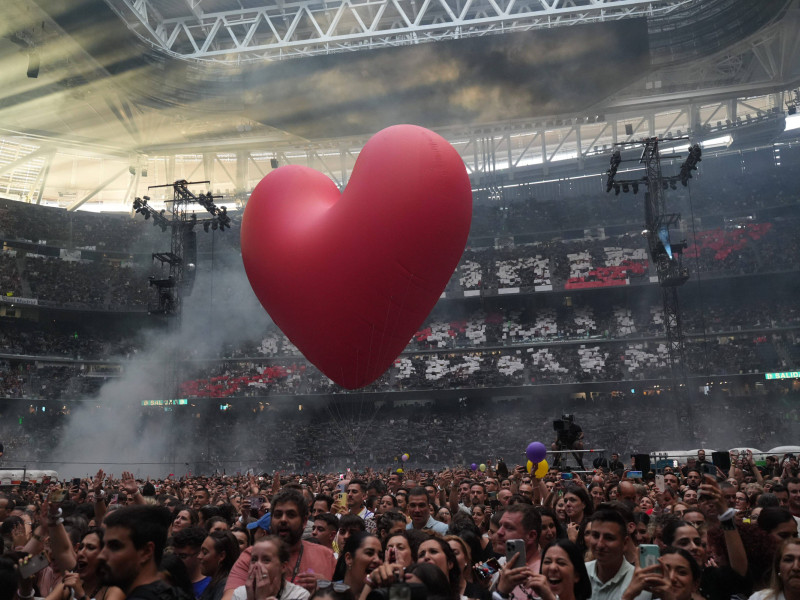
[493,505,542,600]
[622,547,700,600]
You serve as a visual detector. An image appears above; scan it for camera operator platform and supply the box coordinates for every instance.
[551,414,585,470]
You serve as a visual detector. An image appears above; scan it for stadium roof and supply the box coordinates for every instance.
[0,0,799,210]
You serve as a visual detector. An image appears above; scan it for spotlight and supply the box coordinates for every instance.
[212,221,218,231]
[270,158,279,169]
[203,222,210,233]
[614,183,621,196]
[669,180,677,190]
[632,182,639,194]
[622,183,629,193]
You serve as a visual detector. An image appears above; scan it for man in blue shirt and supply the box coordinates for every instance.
[406,487,448,535]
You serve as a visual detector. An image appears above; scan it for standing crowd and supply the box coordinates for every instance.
[1,450,800,600]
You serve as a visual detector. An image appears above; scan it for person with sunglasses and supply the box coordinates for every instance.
[312,581,355,600]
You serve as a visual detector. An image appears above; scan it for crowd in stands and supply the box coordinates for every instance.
[2,394,800,471]
[173,333,791,399]
[0,329,793,402]
[0,321,140,360]
[0,199,148,251]
[0,290,798,401]
[0,216,794,311]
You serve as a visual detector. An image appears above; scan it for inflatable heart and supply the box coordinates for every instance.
[241,125,472,389]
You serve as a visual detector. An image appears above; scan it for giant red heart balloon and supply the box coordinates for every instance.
[241,125,472,389]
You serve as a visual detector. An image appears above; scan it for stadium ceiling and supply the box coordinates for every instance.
[104,0,693,62]
[0,0,799,210]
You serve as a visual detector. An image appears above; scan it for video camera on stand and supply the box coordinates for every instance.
[552,414,585,469]
[553,414,577,447]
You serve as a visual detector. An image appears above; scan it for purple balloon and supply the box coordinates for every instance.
[470,463,478,471]
[526,442,547,464]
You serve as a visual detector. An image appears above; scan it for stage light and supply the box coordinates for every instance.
[203,222,210,233]
[614,183,620,195]
[632,182,639,194]
[622,183,629,193]
[669,180,677,190]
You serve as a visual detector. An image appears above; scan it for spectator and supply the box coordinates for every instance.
[198,531,240,600]
[97,505,179,598]
[224,488,336,598]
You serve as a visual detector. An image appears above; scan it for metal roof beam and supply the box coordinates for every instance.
[105,0,692,60]
[67,166,129,211]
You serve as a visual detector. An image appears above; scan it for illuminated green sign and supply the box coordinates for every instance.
[141,399,189,406]
[765,372,800,380]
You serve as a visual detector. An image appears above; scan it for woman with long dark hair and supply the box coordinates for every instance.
[533,540,591,600]
[44,528,125,600]
[333,532,384,600]
[199,531,241,600]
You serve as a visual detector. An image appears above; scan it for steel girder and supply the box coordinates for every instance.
[104,0,692,61]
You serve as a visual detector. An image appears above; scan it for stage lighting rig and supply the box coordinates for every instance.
[600,136,695,415]
[678,143,702,186]
[605,149,621,192]
[133,180,235,317]
[132,196,171,231]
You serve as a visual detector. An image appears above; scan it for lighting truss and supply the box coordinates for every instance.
[104,0,692,61]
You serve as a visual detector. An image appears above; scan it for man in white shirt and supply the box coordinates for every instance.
[346,479,374,519]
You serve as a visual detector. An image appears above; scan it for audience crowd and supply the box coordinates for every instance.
[2,395,799,473]
[2,445,800,600]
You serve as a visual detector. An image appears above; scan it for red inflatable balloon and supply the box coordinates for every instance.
[241,125,472,389]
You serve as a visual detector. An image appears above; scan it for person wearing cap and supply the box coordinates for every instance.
[223,489,336,600]
[246,512,272,542]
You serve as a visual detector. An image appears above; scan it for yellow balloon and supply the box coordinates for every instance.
[479,463,487,472]
[526,460,533,473]
[397,468,404,474]
[534,459,548,479]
